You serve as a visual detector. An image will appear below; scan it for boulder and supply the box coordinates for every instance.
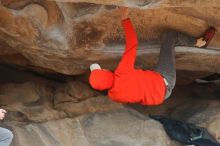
[9,108,182,146]
[0,0,219,75]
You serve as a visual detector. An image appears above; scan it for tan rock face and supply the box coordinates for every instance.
[0,62,218,146]
[9,109,182,146]
[0,0,219,75]
[0,2,219,145]
[54,80,99,104]
[207,118,220,142]
[0,82,40,105]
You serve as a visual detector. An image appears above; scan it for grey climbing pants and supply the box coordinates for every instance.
[154,30,196,99]
[0,127,13,146]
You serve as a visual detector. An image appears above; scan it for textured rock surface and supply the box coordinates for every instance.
[8,108,181,146]
[49,0,220,8]
[0,0,220,75]
[0,65,123,123]
[5,85,220,146]
[54,80,98,104]
[0,64,218,145]
[0,0,220,146]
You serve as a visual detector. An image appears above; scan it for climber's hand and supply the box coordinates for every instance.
[118,7,129,20]
[0,109,7,120]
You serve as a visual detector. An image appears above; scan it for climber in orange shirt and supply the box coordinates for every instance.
[89,7,215,105]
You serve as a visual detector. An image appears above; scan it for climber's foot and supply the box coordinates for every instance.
[195,26,216,48]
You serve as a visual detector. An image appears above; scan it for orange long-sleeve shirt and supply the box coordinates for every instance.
[108,18,166,105]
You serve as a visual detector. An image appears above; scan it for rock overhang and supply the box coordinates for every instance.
[0,0,219,75]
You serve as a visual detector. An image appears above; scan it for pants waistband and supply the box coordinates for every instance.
[163,78,169,86]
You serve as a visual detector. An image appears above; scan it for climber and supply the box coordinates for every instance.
[89,7,216,105]
[0,108,13,146]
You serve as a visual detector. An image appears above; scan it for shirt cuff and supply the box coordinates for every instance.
[121,18,131,26]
